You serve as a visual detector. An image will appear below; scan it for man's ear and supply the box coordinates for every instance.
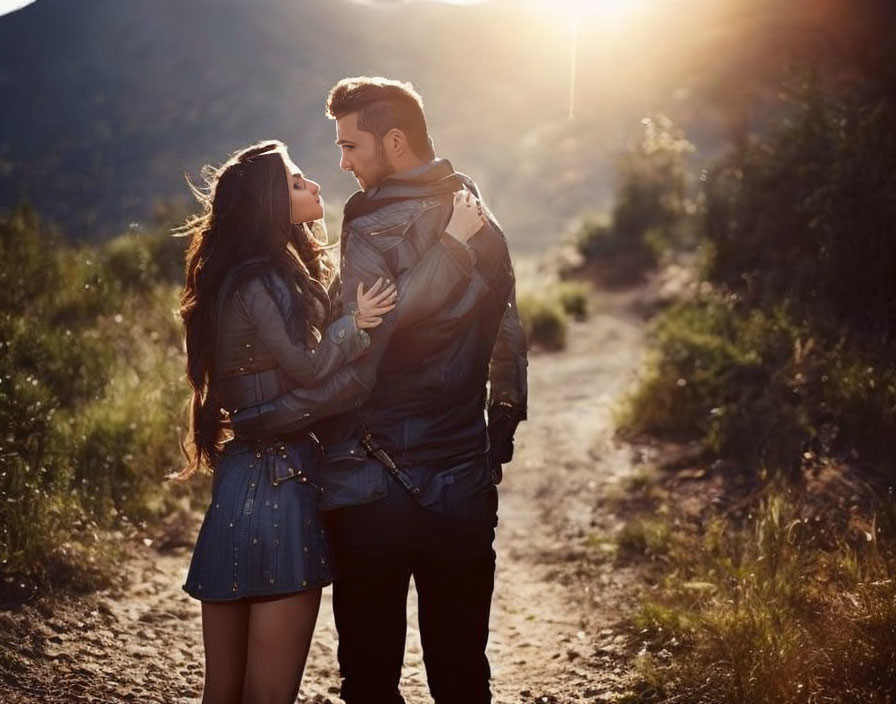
[384,128,406,159]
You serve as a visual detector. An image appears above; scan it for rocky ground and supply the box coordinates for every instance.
[0,285,651,704]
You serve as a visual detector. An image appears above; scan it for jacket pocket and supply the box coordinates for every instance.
[318,440,387,511]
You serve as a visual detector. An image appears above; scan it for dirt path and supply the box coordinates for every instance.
[1,287,649,704]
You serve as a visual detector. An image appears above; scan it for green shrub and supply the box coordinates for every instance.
[101,229,186,293]
[703,78,896,342]
[573,115,696,282]
[556,282,590,321]
[0,204,191,592]
[575,219,640,261]
[619,294,896,477]
[616,519,673,562]
[518,293,568,351]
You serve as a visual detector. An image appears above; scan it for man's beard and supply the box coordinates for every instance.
[363,140,396,190]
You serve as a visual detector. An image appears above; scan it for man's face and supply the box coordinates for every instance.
[335,112,395,191]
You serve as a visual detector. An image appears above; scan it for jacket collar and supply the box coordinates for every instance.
[343,158,472,223]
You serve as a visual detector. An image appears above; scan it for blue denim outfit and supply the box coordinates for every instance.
[182,437,332,601]
[181,258,373,602]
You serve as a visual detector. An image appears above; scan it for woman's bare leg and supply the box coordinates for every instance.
[242,589,322,704]
[201,600,251,704]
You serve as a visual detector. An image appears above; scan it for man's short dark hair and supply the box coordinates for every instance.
[326,76,435,161]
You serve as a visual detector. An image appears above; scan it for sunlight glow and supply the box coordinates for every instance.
[541,0,659,118]
[573,0,656,23]
[0,0,36,18]
[527,0,657,26]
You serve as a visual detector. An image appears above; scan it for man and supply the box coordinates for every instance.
[232,76,527,703]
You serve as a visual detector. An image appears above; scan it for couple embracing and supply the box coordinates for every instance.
[177,76,528,704]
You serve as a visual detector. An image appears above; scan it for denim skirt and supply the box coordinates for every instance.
[183,437,333,601]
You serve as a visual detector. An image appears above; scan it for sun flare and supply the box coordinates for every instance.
[528,0,659,118]
[526,0,657,26]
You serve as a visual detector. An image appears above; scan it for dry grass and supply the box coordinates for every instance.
[613,468,896,704]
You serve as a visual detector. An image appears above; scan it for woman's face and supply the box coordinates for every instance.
[283,154,323,224]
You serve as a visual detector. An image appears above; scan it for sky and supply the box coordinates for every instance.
[0,0,34,17]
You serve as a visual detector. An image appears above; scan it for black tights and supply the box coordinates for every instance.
[200,589,321,704]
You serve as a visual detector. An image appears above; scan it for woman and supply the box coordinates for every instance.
[176,140,483,703]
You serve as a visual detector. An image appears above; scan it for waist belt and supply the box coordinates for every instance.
[359,430,422,500]
[319,434,487,502]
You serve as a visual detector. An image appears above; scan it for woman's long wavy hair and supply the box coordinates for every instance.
[175,140,334,479]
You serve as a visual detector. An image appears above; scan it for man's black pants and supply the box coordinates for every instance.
[323,454,499,704]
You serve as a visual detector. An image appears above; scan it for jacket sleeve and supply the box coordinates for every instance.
[488,282,528,414]
[237,275,369,387]
[230,228,476,439]
[482,228,528,475]
[225,364,372,438]
[393,232,476,328]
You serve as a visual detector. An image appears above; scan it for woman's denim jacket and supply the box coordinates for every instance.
[213,265,371,416]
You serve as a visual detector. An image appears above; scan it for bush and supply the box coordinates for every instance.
[518,293,568,351]
[101,229,187,293]
[0,204,191,593]
[619,294,896,477]
[573,115,696,285]
[556,282,590,321]
[703,77,896,343]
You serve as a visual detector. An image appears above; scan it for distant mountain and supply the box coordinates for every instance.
[0,0,867,249]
